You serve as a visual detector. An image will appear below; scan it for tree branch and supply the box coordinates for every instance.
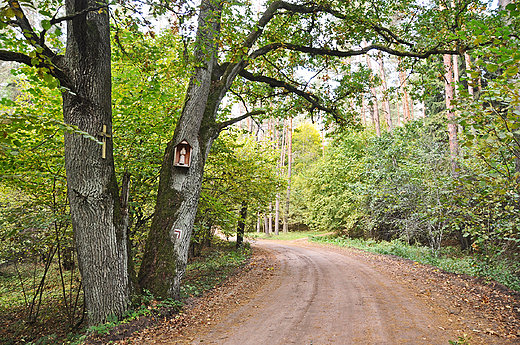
[277,1,415,47]
[251,42,460,60]
[216,110,266,131]
[0,50,32,65]
[239,69,348,124]
[49,4,108,25]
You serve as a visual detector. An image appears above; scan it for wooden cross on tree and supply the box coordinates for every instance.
[98,125,111,159]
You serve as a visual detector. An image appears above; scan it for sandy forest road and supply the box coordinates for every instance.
[191,240,468,345]
[121,239,519,345]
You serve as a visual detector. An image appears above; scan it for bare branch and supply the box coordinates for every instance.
[216,110,266,131]
[239,69,349,124]
[251,42,460,60]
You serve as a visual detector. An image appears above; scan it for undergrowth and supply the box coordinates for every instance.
[181,239,251,298]
[0,237,252,344]
[309,235,520,291]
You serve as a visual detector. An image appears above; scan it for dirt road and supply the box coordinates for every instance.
[191,240,465,345]
[110,239,518,345]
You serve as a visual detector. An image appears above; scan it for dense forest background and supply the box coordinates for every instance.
[0,0,519,342]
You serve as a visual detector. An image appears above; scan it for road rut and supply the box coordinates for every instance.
[193,240,462,344]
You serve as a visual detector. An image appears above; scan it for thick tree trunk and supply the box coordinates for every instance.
[138,0,226,299]
[62,0,131,325]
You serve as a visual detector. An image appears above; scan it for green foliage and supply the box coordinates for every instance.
[193,131,285,253]
[449,335,471,345]
[448,3,520,279]
[310,235,520,291]
[295,120,453,252]
[291,122,323,174]
[111,27,189,259]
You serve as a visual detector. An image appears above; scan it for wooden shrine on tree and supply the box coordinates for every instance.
[174,140,192,167]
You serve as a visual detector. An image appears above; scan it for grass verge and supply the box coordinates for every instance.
[309,235,520,291]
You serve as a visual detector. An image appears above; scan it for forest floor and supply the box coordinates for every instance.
[87,238,520,345]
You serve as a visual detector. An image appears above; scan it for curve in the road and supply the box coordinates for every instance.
[194,240,464,345]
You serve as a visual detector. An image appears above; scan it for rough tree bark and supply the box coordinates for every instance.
[2,0,132,325]
[138,0,224,299]
[138,0,273,299]
[62,0,133,325]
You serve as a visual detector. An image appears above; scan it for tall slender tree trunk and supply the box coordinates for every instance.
[378,53,393,131]
[443,54,460,176]
[398,66,411,122]
[268,202,273,234]
[62,0,132,325]
[275,196,280,235]
[464,53,475,98]
[366,55,381,137]
[361,98,367,126]
[283,117,292,234]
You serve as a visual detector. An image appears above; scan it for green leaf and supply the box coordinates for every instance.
[505,65,518,76]
[486,63,498,73]
[41,20,51,31]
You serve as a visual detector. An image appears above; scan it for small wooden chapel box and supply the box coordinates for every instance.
[174,140,192,167]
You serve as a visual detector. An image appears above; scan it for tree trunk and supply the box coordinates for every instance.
[236,202,247,249]
[399,67,411,122]
[366,55,381,137]
[268,202,273,234]
[275,195,280,235]
[443,54,460,176]
[138,0,224,300]
[361,98,367,126]
[62,0,132,325]
[464,53,474,98]
[378,53,393,131]
[283,117,292,234]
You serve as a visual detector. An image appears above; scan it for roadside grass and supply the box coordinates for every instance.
[180,238,251,298]
[252,230,329,241]
[309,235,520,292]
[0,237,252,344]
